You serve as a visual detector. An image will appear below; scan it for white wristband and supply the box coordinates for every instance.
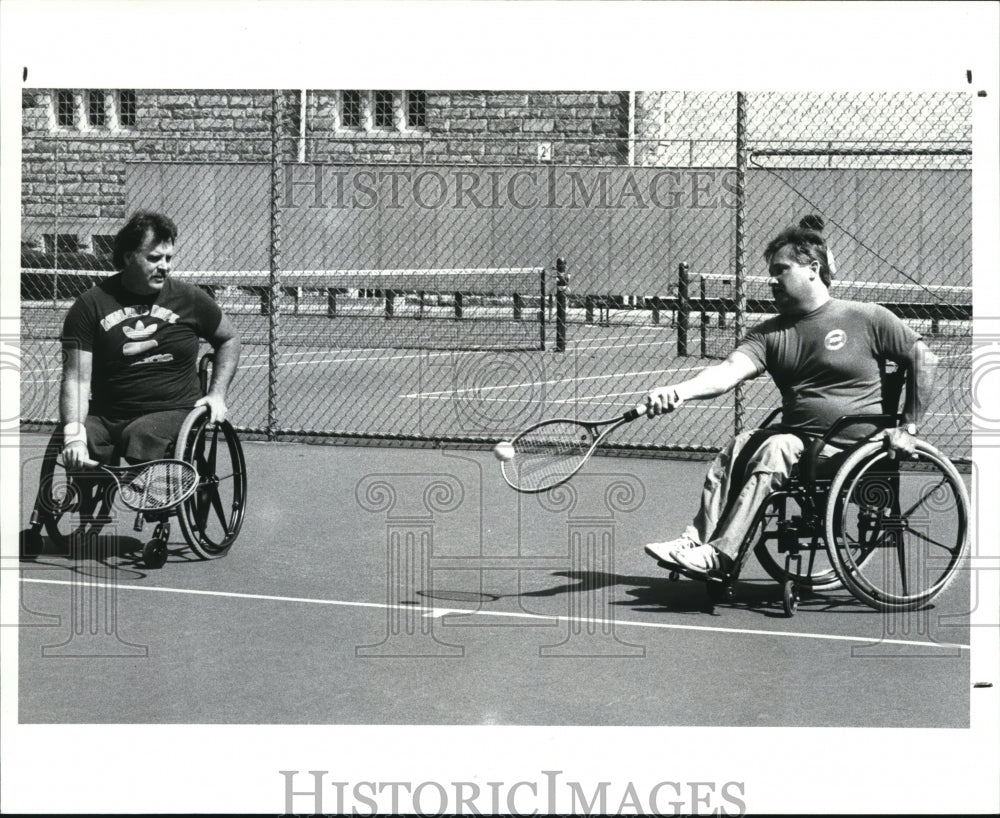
[62,422,87,447]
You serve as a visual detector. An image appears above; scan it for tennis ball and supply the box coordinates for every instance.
[493,441,515,462]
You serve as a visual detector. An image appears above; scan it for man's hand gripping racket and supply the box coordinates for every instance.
[496,387,683,493]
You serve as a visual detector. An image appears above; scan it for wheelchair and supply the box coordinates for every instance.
[22,354,248,569]
[669,368,970,616]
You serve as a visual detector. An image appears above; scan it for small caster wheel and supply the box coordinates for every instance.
[706,582,735,604]
[20,527,44,559]
[668,570,680,582]
[142,538,168,569]
[782,579,800,617]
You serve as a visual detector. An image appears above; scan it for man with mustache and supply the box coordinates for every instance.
[642,217,937,577]
[59,210,241,472]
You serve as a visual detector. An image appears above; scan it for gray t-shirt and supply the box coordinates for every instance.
[736,299,921,442]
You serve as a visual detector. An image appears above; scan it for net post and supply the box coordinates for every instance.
[539,268,546,350]
[385,290,395,319]
[454,291,464,319]
[326,287,337,317]
[585,294,595,325]
[677,262,689,356]
[513,292,523,321]
[555,257,569,353]
[700,275,708,357]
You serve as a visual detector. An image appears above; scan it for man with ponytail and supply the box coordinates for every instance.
[642,216,937,577]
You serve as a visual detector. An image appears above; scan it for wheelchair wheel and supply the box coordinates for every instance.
[825,440,969,612]
[174,406,247,559]
[35,432,116,552]
[782,579,800,616]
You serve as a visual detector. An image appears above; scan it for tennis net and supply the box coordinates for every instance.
[693,273,971,364]
[20,267,550,351]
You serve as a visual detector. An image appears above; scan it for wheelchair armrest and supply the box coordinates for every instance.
[799,413,901,489]
[819,413,900,448]
[198,353,215,396]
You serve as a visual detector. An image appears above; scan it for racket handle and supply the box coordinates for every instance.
[625,402,648,421]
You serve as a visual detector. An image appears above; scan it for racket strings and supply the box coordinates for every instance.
[116,461,198,511]
[507,422,594,491]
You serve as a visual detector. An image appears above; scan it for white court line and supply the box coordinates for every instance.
[25,335,670,382]
[20,578,970,651]
[399,367,705,399]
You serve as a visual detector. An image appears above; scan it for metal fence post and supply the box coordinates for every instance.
[268,90,282,441]
[733,91,748,435]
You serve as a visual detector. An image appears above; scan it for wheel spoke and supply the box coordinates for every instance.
[902,523,956,554]
[210,488,229,530]
[205,425,219,472]
[900,477,948,519]
[193,488,213,531]
[892,530,909,595]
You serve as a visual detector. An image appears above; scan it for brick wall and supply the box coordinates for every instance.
[21,88,969,255]
[21,88,629,252]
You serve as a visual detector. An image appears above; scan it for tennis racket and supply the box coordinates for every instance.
[64,458,200,513]
[499,402,648,493]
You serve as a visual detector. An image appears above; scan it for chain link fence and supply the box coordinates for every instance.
[20,90,971,461]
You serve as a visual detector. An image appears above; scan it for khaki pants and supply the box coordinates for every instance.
[680,430,838,561]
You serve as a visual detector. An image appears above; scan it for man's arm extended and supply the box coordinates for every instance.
[642,350,760,416]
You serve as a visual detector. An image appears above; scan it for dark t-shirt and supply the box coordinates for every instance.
[735,299,922,442]
[62,276,222,420]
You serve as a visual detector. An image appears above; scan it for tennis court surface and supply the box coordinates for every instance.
[17,432,973,727]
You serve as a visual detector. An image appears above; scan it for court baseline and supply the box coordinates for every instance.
[20,577,970,652]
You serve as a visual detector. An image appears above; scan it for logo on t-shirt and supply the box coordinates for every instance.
[121,319,158,340]
[824,329,847,351]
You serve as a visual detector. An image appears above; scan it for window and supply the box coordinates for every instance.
[342,90,362,129]
[406,91,426,129]
[43,234,81,255]
[119,90,136,128]
[337,90,427,133]
[50,89,136,131]
[87,90,107,127]
[56,90,74,127]
[373,90,395,129]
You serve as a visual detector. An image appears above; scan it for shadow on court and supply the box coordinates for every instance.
[17,433,972,727]
[420,568,885,619]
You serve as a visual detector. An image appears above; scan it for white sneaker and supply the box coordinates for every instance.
[672,543,733,576]
[644,535,698,568]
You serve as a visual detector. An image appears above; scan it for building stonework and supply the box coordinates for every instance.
[20,88,970,261]
[20,89,630,255]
